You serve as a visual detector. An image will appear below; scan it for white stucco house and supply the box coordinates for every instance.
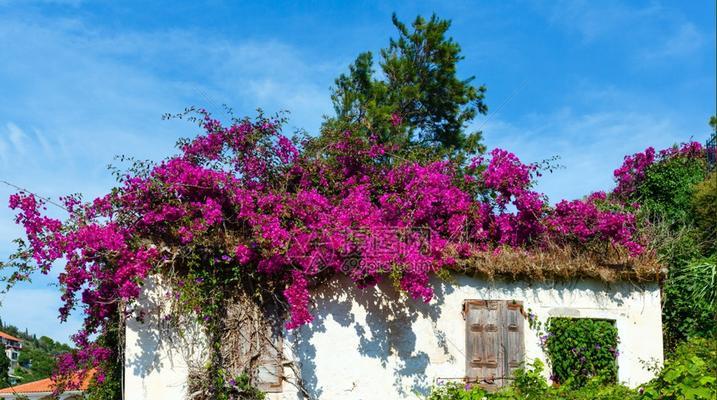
[0,332,22,375]
[124,272,664,400]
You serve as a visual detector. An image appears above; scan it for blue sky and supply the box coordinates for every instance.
[0,0,714,343]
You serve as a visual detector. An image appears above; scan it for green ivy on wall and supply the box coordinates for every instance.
[544,318,619,388]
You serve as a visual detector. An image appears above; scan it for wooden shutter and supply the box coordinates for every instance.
[465,300,524,389]
[465,300,502,390]
[224,301,283,393]
[501,301,525,385]
[254,333,283,392]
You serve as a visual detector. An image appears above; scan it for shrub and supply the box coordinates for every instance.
[671,255,717,312]
[633,151,706,226]
[544,318,619,387]
[641,337,717,400]
[692,172,717,253]
[493,360,550,399]
[426,381,488,400]
[555,379,640,400]
[659,228,717,350]
[622,143,716,350]
[426,360,640,400]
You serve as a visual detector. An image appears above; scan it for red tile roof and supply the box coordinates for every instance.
[0,331,23,342]
[0,370,93,395]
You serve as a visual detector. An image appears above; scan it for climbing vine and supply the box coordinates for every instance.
[544,318,619,388]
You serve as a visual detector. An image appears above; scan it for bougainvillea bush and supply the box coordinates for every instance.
[2,109,702,396]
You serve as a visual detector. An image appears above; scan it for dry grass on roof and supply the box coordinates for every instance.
[453,242,663,283]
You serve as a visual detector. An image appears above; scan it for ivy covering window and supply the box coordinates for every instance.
[544,318,619,387]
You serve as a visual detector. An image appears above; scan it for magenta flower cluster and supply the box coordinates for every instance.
[7,111,658,383]
[547,193,643,255]
[613,142,704,199]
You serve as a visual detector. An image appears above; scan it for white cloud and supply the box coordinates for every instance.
[540,1,706,63]
[32,128,57,161]
[5,122,27,156]
[543,0,661,42]
[0,138,7,165]
[640,22,704,60]
[0,14,337,230]
[208,40,338,132]
[0,122,29,163]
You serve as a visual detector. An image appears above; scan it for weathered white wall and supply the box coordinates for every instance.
[124,278,206,400]
[125,275,663,400]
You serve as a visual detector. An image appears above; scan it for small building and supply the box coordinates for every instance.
[0,332,22,374]
[125,269,664,399]
[0,373,90,400]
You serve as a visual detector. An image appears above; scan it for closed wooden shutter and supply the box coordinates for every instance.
[224,301,283,393]
[502,301,525,384]
[465,300,502,390]
[254,333,283,392]
[464,300,524,389]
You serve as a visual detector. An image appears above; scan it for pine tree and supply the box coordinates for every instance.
[320,13,488,161]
